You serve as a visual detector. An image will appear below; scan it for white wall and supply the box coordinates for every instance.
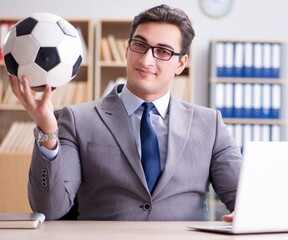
[1,0,288,106]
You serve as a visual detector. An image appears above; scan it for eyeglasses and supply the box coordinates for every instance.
[128,38,183,61]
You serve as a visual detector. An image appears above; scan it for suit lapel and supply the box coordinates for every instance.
[95,86,148,189]
[153,98,194,197]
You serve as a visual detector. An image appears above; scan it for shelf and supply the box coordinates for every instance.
[224,118,286,125]
[210,77,286,84]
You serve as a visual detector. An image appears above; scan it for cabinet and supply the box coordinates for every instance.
[0,17,94,212]
[95,18,194,101]
[208,39,287,220]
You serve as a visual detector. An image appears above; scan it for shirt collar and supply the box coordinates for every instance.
[120,84,170,119]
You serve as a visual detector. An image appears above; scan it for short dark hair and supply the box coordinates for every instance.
[129,4,195,55]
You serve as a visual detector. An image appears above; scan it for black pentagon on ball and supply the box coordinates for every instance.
[57,19,76,37]
[4,53,19,76]
[35,47,60,71]
[16,17,38,36]
[72,55,83,77]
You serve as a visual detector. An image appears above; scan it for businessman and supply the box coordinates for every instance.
[9,4,242,221]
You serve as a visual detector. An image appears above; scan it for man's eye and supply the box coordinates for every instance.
[134,42,146,48]
[156,48,171,55]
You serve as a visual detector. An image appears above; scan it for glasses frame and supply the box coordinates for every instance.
[128,38,183,61]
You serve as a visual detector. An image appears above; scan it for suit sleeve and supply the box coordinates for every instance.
[209,110,242,212]
[28,107,81,220]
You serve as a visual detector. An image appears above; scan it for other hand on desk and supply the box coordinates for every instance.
[222,211,234,222]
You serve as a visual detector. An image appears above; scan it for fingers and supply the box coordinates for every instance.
[221,212,234,222]
[9,75,35,109]
[41,84,53,104]
[9,75,53,111]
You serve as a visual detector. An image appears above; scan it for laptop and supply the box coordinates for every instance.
[190,141,288,234]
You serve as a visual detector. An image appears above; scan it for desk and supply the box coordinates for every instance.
[1,221,288,240]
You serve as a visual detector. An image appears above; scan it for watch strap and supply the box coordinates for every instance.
[34,126,58,142]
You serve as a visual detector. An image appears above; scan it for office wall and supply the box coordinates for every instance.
[1,0,287,106]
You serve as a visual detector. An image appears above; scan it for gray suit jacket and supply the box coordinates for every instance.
[28,84,242,220]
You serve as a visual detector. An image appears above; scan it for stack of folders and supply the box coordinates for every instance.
[227,124,281,152]
[214,82,281,119]
[213,41,283,152]
[215,41,282,78]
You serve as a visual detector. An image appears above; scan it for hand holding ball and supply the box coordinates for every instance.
[3,12,83,92]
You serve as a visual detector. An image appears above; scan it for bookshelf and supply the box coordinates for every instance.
[0,17,94,213]
[95,18,194,101]
[209,40,287,150]
[208,39,287,220]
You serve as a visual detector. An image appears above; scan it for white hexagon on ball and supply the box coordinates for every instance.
[12,35,39,65]
[32,21,64,47]
[18,63,48,88]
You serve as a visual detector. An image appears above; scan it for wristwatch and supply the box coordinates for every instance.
[33,126,58,142]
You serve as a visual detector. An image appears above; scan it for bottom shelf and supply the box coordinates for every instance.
[0,153,32,213]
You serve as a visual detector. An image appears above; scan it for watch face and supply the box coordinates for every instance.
[199,0,233,18]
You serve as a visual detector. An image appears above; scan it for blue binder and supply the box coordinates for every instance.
[243,42,253,78]
[252,43,263,78]
[271,43,281,78]
[233,42,244,77]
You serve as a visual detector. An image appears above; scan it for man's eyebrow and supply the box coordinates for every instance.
[133,34,175,50]
[133,35,146,42]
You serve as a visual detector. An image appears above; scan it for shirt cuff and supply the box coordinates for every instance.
[36,138,59,161]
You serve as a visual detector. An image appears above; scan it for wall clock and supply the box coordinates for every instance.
[199,0,233,18]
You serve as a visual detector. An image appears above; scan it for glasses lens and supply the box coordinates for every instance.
[153,48,173,61]
[130,40,148,54]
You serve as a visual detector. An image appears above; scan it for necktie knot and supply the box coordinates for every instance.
[142,102,155,113]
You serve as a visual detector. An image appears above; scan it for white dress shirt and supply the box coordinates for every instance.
[39,84,170,169]
[120,85,170,171]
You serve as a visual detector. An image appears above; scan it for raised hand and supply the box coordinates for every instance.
[9,75,58,149]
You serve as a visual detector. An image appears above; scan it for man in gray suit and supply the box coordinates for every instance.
[9,4,241,221]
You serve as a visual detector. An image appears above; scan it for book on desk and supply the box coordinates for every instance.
[0,213,45,229]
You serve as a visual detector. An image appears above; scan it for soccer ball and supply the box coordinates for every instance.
[3,12,83,92]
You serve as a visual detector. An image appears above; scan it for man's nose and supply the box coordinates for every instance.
[140,47,155,62]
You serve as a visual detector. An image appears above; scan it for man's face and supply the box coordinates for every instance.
[125,22,188,101]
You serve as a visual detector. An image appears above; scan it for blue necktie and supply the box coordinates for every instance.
[140,102,161,192]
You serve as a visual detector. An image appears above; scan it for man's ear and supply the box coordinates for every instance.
[176,54,188,75]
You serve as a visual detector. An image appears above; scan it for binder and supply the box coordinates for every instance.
[215,42,225,77]
[262,84,271,118]
[243,124,252,143]
[224,83,234,118]
[224,42,234,77]
[0,213,45,229]
[243,42,253,78]
[262,43,272,78]
[0,22,10,60]
[252,124,262,141]
[243,84,253,118]
[227,124,234,137]
[252,43,263,78]
[271,43,281,78]
[271,84,281,118]
[233,42,244,77]
[215,83,225,114]
[234,83,244,118]
[261,124,271,141]
[252,84,262,118]
[234,124,243,151]
[271,125,281,141]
